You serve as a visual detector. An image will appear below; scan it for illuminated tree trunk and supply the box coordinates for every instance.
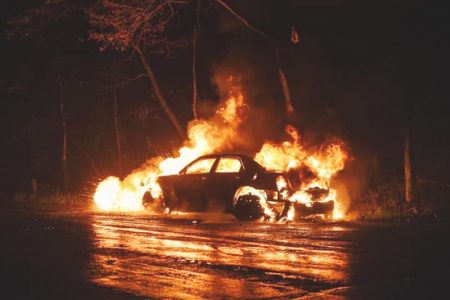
[192,28,198,120]
[404,135,414,202]
[192,0,201,120]
[278,68,294,115]
[113,83,122,174]
[56,68,69,192]
[404,101,416,203]
[134,45,185,139]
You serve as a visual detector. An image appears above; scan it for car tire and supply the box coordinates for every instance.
[142,191,166,213]
[142,191,154,208]
[232,187,265,221]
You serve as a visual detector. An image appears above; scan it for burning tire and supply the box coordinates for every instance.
[232,186,266,221]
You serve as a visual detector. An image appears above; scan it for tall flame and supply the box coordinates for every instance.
[254,126,348,219]
[94,84,246,211]
[94,79,348,219]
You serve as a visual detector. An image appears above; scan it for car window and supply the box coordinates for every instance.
[185,158,216,174]
[215,157,242,173]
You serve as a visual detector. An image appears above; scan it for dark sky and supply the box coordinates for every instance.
[0,0,449,194]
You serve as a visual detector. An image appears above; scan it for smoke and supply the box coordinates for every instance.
[206,57,288,154]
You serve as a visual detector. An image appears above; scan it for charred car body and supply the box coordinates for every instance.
[143,154,333,220]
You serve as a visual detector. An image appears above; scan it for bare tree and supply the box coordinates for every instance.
[404,100,416,203]
[6,1,79,192]
[90,68,150,174]
[56,52,70,192]
[278,68,294,114]
[112,80,122,173]
[215,0,294,115]
[192,0,200,120]
[87,0,189,139]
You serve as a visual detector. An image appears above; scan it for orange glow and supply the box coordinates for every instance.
[93,78,349,220]
[215,157,242,173]
[254,126,348,219]
[185,158,216,174]
[94,82,246,212]
[90,215,350,297]
[254,125,306,172]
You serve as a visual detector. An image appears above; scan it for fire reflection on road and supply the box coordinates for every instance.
[89,214,351,298]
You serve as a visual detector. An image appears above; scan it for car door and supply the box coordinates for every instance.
[206,156,244,212]
[175,157,217,211]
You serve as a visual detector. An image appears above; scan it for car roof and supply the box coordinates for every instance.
[191,153,266,172]
[195,153,254,160]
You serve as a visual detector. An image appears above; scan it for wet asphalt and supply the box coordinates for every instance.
[1,210,449,299]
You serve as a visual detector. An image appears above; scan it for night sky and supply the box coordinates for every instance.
[1,0,449,197]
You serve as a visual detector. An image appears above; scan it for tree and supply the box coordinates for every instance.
[86,0,189,139]
[214,0,294,115]
[404,98,416,203]
[6,1,79,192]
[92,65,150,175]
[192,0,200,120]
[56,53,70,191]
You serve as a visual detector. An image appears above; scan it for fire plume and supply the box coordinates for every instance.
[94,79,348,219]
[255,126,348,219]
[94,85,246,211]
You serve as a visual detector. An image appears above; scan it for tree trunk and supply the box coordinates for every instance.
[404,135,414,202]
[192,28,198,120]
[60,101,69,191]
[134,45,185,139]
[113,83,122,174]
[192,0,201,120]
[55,51,69,192]
[278,68,294,115]
[404,99,416,203]
[57,76,69,192]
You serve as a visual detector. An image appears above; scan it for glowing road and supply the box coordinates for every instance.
[1,211,448,299]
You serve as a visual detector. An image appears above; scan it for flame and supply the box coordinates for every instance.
[254,125,306,172]
[254,126,348,219]
[94,84,246,212]
[94,78,349,220]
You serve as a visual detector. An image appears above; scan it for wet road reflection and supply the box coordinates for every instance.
[90,214,352,298]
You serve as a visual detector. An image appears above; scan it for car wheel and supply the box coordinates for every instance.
[142,191,154,208]
[232,186,266,221]
[142,191,166,213]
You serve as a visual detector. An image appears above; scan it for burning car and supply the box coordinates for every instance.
[142,153,334,220]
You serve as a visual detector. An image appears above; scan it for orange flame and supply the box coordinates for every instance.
[94,88,246,212]
[94,80,348,219]
[254,126,348,219]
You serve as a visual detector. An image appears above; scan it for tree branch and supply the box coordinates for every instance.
[215,0,274,43]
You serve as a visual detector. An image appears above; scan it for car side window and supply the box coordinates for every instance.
[215,157,242,173]
[185,158,216,174]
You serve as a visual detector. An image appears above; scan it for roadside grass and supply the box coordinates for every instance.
[4,191,93,211]
[348,180,447,221]
[2,179,448,220]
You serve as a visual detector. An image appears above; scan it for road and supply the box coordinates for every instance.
[1,210,449,299]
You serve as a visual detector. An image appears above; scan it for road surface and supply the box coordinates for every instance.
[1,210,449,299]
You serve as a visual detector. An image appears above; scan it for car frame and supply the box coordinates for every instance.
[143,153,333,220]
